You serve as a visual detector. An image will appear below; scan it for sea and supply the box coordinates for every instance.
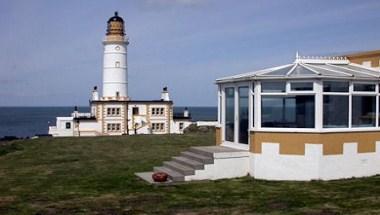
[0,106,217,138]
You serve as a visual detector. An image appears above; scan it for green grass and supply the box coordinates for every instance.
[0,132,380,214]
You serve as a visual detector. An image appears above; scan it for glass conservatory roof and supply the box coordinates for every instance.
[216,56,380,83]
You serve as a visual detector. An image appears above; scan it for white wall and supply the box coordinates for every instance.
[185,151,249,181]
[250,142,380,181]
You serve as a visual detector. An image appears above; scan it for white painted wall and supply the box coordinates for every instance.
[250,142,380,181]
[103,43,128,98]
[48,117,74,137]
[185,151,250,181]
[196,121,218,127]
[171,121,192,134]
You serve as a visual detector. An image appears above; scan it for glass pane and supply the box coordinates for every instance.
[263,65,293,76]
[323,81,349,92]
[261,95,315,128]
[353,83,376,92]
[323,95,349,128]
[291,82,313,91]
[261,81,286,93]
[225,88,235,142]
[238,87,249,144]
[289,65,316,76]
[252,95,255,127]
[352,96,376,127]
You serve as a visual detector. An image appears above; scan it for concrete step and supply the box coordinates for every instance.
[172,156,204,170]
[181,151,214,164]
[189,147,215,158]
[154,166,185,182]
[163,161,195,175]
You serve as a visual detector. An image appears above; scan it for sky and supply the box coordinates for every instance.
[0,0,380,107]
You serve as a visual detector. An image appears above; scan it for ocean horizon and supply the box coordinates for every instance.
[0,106,217,138]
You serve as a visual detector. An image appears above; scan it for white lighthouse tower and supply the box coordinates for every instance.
[102,11,129,100]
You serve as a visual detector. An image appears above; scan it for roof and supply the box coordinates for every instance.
[173,115,192,120]
[345,50,380,58]
[91,100,173,104]
[216,55,380,83]
[107,11,124,23]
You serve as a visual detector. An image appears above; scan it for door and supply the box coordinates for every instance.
[224,86,249,146]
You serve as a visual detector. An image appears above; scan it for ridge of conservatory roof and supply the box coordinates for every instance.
[216,55,380,83]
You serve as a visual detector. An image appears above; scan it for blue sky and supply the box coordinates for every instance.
[0,0,379,106]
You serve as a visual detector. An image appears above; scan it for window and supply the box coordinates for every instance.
[322,81,349,128]
[352,96,376,127]
[179,123,184,130]
[132,107,139,115]
[115,61,120,68]
[107,123,121,131]
[353,83,376,92]
[261,81,286,93]
[323,81,349,92]
[261,95,315,128]
[65,122,71,129]
[225,87,235,141]
[238,87,249,143]
[152,123,165,132]
[290,82,313,91]
[107,108,121,116]
[323,95,349,128]
[152,108,165,116]
[252,83,255,127]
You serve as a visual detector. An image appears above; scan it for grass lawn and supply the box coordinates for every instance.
[0,131,380,214]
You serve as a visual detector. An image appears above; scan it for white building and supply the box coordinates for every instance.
[213,54,380,181]
[146,54,380,182]
[49,12,192,137]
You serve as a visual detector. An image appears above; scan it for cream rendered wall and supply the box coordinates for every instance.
[102,103,126,135]
[128,104,150,134]
[78,121,102,136]
[150,104,170,134]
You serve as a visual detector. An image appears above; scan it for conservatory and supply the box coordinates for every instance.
[215,55,380,180]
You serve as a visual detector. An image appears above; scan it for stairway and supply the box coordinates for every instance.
[152,146,249,182]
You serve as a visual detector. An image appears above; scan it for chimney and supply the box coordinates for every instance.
[161,86,170,101]
[92,86,99,101]
[184,107,189,117]
[72,106,79,118]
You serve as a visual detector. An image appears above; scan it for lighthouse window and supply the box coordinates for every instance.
[115,61,120,68]
[179,123,184,130]
[65,122,71,129]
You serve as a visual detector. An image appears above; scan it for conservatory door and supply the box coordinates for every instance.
[223,86,249,149]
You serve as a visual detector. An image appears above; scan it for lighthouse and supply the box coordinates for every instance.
[49,12,192,137]
[102,11,129,100]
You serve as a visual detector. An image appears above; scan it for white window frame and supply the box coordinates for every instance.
[221,82,250,150]
[258,80,317,132]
